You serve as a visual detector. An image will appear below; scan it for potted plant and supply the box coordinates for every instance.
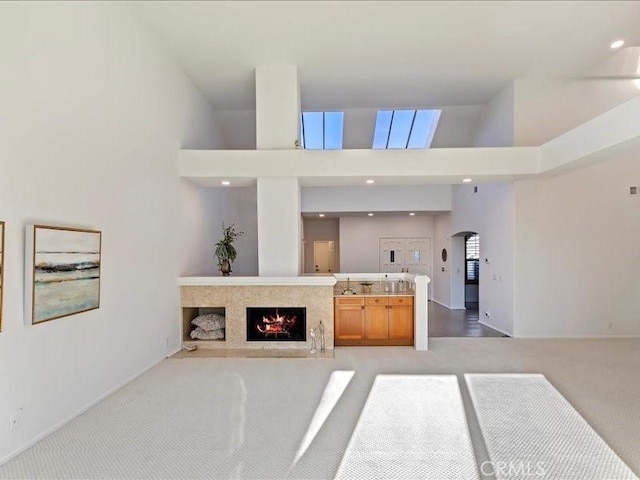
[359,281,374,294]
[214,223,244,276]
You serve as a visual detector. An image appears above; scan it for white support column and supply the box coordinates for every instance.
[255,66,302,276]
[257,177,301,276]
[255,65,301,149]
[414,275,431,351]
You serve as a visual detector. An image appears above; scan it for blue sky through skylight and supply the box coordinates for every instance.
[372,109,441,149]
[301,112,344,149]
[372,111,393,149]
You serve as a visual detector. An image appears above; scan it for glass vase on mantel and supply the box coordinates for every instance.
[220,260,232,276]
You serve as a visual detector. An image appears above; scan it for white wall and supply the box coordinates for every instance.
[451,184,514,335]
[431,106,486,148]
[339,216,434,273]
[257,178,301,276]
[472,82,515,147]
[211,109,257,150]
[450,235,466,309]
[432,214,452,307]
[255,66,300,150]
[514,77,640,147]
[181,186,258,276]
[302,219,340,274]
[513,151,640,337]
[0,2,221,463]
[225,187,259,276]
[302,185,452,213]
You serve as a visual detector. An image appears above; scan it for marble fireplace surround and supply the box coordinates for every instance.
[179,276,336,350]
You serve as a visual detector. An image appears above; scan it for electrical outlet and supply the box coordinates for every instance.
[9,407,24,431]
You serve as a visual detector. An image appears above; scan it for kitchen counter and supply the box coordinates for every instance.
[333,293,414,297]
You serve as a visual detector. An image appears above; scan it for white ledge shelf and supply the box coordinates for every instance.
[178,276,337,287]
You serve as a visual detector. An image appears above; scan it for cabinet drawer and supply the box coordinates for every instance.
[365,296,388,306]
[335,296,364,305]
[389,296,413,306]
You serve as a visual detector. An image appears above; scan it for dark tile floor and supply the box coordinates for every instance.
[428,301,507,337]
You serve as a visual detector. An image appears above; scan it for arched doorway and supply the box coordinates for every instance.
[428,230,503,337]
[450,231,479,310]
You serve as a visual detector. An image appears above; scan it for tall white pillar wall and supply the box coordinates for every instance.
[255,66,302,275]
[255,66,301,150]
[257,177,301,276]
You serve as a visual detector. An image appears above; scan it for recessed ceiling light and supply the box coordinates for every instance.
[409,213,416,216]
[318,213,325,217]
[366,179,375,184]
[221,180,231,186]
[610,39,625,49]
[368,213,374,217]
[462,178,472,183]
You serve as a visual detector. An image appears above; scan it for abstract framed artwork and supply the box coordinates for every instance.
[0,221,4,331]
[25,225,101,325]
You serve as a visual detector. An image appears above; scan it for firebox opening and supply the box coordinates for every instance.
[246,307,307,342]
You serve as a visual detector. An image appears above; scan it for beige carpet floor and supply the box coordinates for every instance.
[0,338,638,479]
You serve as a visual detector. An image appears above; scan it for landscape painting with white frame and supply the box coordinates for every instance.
[0,221,4,331]
[26,225,101,324]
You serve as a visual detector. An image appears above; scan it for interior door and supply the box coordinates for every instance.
[313,240,336,273]
[379,238,405,272]
[405,237,431,275]
[405,237,432,296]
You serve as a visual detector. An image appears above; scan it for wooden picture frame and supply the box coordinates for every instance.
[0,221,4,331]
[25,225,101,325]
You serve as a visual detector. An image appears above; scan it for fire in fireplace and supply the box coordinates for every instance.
[246,307,306,341]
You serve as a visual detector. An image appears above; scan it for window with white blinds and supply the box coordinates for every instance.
[465,234,479,284]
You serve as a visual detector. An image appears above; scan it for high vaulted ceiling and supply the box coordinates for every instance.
[137,1,640,112]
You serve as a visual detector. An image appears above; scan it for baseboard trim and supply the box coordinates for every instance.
[431,299,466,310]
[0,353,169,466]
[478,320,512,337]
[512,334,640,339]
[430,299,452,309]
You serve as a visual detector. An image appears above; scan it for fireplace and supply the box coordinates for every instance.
[246,307,306,341]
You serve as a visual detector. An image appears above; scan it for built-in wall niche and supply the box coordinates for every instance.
[182,307,226,342]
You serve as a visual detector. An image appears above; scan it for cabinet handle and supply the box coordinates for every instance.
[361,306,365,310]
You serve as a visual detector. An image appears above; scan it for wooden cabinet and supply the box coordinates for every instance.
[388,297,414,340]
[334,296,365,341]
[364,297,388,339]
[335,295,413,346]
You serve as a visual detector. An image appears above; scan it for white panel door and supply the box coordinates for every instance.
[379,238,405,273]
[405,237,431,275]
[406,237,432,297]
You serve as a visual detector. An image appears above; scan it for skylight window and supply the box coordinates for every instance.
[300,112,344,150]
[372,109,441,149]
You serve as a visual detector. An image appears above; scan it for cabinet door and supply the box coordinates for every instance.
[364,297,389,340]
[388,305,413,340]
[365,304,388,339]
[335,304,365,340]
